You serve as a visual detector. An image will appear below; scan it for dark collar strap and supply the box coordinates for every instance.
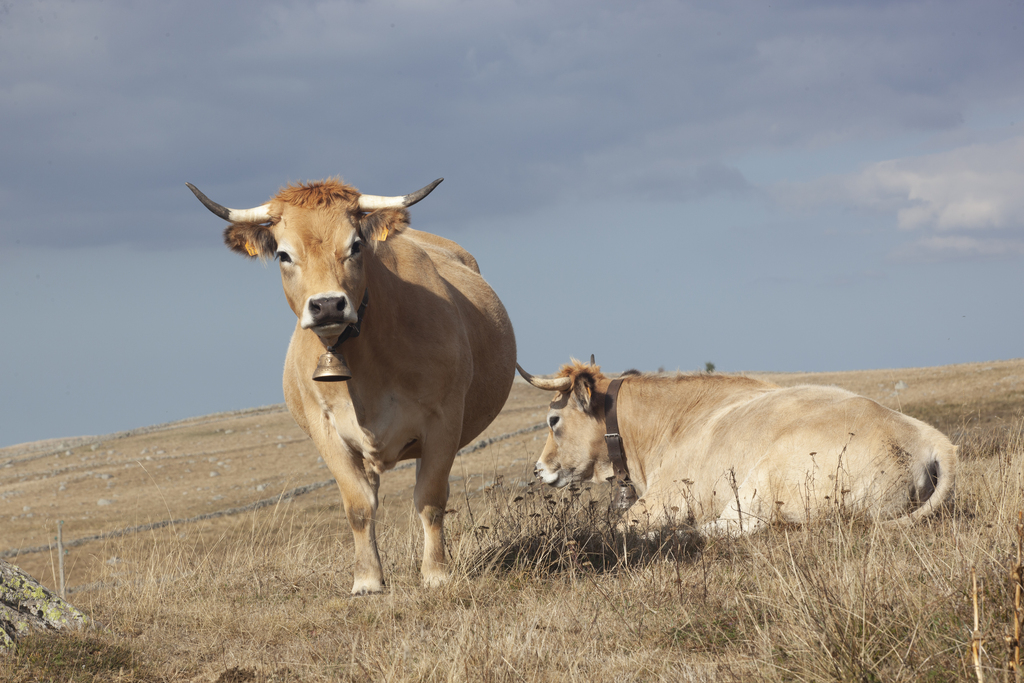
[604,377,638,509]
[604,377,630,483]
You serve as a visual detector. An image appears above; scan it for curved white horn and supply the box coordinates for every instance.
[358,178,443,211]
[186,183,272,224]
[516,363,572,392]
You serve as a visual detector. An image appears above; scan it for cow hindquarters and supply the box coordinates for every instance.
[888,438,959,526]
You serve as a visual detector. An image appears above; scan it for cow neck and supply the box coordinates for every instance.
[603,377,638,508]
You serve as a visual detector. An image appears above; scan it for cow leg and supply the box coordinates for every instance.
[413,446,456,587]
[703,508,765,537]
[313,434,385,595]
[338,461,384,595]
[611,473,692,534]
[616,494,689,537]
[701,475,766,537]
[344,482,384,593]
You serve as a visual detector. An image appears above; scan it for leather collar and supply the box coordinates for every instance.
[603,377,638,509]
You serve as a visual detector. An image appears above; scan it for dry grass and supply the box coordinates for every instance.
[3,364,1024,682]
[4,427,1024,682]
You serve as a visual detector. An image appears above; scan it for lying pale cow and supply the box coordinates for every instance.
[518,360,956,535]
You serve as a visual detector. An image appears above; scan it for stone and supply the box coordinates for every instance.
[0,559,89,650]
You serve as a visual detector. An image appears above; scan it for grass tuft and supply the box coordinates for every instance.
[453,477,703,577]
[2,630,156,683]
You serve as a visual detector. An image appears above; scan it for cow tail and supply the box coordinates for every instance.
[891,441,958,526]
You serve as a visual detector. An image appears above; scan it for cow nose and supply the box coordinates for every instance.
[308,296,348,326]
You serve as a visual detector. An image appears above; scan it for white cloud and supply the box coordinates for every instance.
[786,136,1024,232]
[775,135,1024,258]
[892,234,1024,262]
[852,136,1024,232]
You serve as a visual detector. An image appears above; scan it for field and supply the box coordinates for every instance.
[2,359,1023,682]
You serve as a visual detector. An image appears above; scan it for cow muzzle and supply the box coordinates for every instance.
[535,460,575,488]
[303,294,357,334]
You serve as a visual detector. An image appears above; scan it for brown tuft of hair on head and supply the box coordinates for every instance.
[274,178,361,211]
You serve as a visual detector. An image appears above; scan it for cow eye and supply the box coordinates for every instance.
[276,251,292,263]
[350,240,362,256]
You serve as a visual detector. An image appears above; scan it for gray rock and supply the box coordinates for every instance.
[0,559,89,650]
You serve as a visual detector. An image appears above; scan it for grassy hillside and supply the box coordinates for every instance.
[2,360,1022,682]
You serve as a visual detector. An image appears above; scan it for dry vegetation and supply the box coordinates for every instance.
[2,360,1023,682]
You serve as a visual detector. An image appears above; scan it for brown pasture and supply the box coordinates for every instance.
[1,359,1023,682]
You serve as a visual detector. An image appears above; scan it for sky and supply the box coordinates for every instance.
[1,0,1023,447]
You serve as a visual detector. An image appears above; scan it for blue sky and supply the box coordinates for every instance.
[2,0,1022,447]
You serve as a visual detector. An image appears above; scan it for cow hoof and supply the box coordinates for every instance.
[421,573,449,588]
[350,580,385,596]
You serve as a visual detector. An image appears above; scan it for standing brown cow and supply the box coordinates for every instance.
[189,177,516,593]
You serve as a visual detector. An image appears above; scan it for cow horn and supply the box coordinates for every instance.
[186,183,272,224]
[516,363,572,392]
[358,178,443,211]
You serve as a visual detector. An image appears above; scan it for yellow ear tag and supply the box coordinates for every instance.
[244,241,259,256]
[375,226,389,242]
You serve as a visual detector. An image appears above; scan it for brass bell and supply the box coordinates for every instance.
[312,351,352,382]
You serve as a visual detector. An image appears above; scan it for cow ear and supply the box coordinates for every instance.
[359,207,410,244]
[571,372,597,415]
[224,223,277,260]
